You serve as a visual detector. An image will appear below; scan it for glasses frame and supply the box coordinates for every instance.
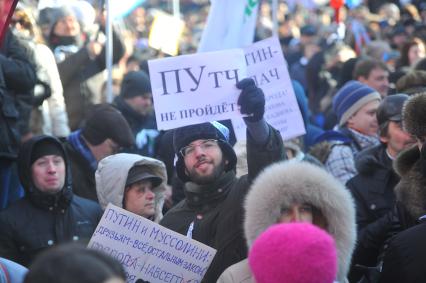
[179,139,219,157]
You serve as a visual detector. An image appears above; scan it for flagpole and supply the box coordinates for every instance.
[173,0,180,18]
[272,0,278,36]
[105,0,114,103]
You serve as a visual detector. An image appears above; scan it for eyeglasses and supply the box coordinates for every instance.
[179,139,219,157]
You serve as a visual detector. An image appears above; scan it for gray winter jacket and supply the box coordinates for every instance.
[95,153,167,223]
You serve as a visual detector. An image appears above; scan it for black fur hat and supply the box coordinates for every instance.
[173,122,237,183]
[402,93,426,139]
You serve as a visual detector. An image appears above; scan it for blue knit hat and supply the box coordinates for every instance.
[332,80,381,126]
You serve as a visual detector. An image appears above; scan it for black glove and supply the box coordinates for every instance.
[236,78,265,122]
[32,79,51,107]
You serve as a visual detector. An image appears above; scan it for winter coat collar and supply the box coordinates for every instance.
[355,144,392,175]
[184,171,236,210]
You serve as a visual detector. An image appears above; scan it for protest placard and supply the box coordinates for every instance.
[88,204,217,283]
[148,36,305,139]
[232,36,306,141]
[148,49,247,130]
[148,12,185,56]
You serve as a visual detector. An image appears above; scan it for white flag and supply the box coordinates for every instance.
[198,0,259,52]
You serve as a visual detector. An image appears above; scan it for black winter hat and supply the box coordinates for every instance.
[81,104,134,147]
[377,93,409,126]
[402,93,426,138]
[173,122,237,182]
[120,71,152,99]
[30,139,65,166]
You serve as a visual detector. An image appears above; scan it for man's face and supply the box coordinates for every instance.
[359,67,389,97]
[125,94,153,116]
[183,139,227,184]
[31,155,66,194]
[124,180,155,218]
[347,100,380,136]
[53,15,80,37]
[380,121,416,158]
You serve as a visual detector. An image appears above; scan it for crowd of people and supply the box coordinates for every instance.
[0,0,426,282]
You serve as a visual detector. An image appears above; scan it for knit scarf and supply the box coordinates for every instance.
[349,128,379,153]
[68,130,98,171]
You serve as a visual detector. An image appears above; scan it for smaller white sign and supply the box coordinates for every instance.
[148,12,185,56]
[148,49,247,130]
[232,37,306,141]
[88,204,217,283]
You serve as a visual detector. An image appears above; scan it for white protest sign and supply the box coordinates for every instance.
[148,12,185,56]
[88,204,217,283]
[232,37,306,141]
[148,49,247,130]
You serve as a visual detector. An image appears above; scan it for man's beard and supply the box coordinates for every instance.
[186,157,227,185]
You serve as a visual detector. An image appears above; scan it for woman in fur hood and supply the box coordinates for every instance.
[217,161,356,283]
[95,153,167,223]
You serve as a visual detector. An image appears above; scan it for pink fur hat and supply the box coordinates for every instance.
[248,223,337,283]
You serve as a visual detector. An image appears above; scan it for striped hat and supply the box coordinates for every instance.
[332,80,381,126]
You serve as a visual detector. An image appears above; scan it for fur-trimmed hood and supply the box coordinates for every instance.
[95,153,167,223]
[394,145,426,221]
[244,161,356,282]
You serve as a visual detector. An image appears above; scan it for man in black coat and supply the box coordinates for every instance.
[347,94,414,281]
[0,135,102,267]
[160,78,286,282]
[113,70,158,157]
[379,93,426,282]
[0,29,37,209]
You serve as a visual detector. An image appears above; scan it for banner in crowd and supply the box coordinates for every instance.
[88,204,217,283]
[148,12,185,56]
[232,36,306,141]
[0,0,18,43]
[149,36,305,140]
[197,0,259,52]
[148,49,247,130]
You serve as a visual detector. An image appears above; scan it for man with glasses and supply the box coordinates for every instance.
[160,78,286,282]
[64,104,134,202]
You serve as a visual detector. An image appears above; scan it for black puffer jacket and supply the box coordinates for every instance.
[0,30,37,159]
[0,136,102,267]
[347,144,401,281]
[160,125,285,283]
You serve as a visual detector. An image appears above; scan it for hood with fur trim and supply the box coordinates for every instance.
[95,153,167,223]
[244,161,356,282]
[394,145,426,221]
